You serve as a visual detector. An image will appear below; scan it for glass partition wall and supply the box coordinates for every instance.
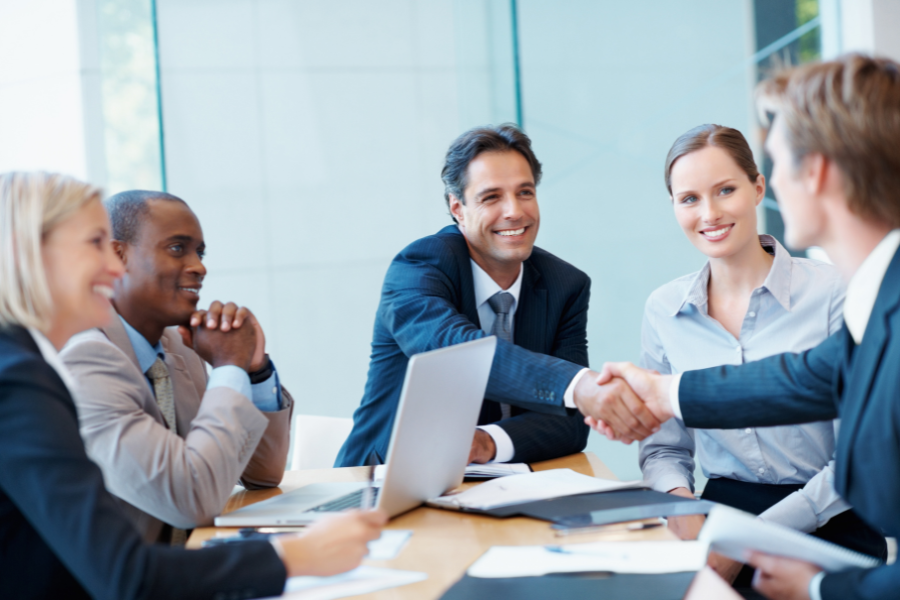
[84,0,824,479]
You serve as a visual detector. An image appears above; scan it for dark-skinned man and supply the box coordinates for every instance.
[60,190,293,544]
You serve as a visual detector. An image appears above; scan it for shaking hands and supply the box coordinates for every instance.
[572,362,677,444]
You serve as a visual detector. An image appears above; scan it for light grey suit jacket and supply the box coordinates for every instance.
[61,316,293,543]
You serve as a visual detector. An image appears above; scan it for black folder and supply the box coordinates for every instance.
[443,488,714,527]
[439,571,697,600]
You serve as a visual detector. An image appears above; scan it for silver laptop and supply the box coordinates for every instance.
[215,336,497,526]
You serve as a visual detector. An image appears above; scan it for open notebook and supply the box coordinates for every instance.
[699,504,883,572]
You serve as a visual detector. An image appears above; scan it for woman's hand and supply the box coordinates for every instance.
[747,551,820,600]
[273,510,388,578]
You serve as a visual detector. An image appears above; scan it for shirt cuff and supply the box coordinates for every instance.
[808,570,825,600]
[669,372,684,420]
[207,365,253,400]
[563,368,591,409]
[478,424,515,463]
[250,365,282,412]
[652,473,693,495]
[758,491,819,533]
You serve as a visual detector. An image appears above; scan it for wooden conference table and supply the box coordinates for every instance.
[188,452,737,599]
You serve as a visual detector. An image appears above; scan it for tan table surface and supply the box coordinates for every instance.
[188,452,732,599]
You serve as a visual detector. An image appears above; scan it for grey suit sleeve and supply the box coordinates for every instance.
[638,306,696,493]
[62,337,270,529]
[241,385,293,489]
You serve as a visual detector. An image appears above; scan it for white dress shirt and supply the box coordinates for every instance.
[472,259,522,463]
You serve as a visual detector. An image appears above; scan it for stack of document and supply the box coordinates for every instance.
[699,504,883,572]
[467,541,709,578]
[428,469,643,511]
[373,462,530,481]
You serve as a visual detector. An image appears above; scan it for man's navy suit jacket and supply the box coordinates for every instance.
[0,326,286,600]
[336,225,590,467]
[680,246,900,600]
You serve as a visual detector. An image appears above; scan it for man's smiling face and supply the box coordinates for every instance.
[115,199,207,330]
[449,150,540,281]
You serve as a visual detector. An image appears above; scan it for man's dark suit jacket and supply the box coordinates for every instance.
[0,325,286,599]
[679,247,900,600]
[336,225,590,467]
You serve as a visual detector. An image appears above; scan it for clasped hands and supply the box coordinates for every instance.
[573,362,675,443]
[177,300,268,372]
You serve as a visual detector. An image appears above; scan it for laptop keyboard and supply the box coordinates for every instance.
[308,487,380,513]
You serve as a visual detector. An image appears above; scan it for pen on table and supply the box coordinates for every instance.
[553,519,664,537]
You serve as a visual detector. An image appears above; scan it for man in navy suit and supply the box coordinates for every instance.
[587,55,900,600]
[337,124,653,467]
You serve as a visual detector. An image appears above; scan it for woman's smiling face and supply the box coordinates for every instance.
[670,145,765,259]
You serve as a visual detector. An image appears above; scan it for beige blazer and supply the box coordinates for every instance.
[61,316,293,543]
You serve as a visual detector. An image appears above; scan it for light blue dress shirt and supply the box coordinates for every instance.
[638,236,849,532]
[120,316,281,412]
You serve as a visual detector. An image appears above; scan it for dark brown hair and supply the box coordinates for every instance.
[756,53,900,227]
[664,124,760,196]
[441,124,542,222]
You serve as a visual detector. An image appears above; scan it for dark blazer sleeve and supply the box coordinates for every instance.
[501,275,591,463]
[0,351,286,600]
[382,236,582,415]
[822,564,900,600]
[679,329,842,429]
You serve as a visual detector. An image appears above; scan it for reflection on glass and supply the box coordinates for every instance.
[96,0,164,194]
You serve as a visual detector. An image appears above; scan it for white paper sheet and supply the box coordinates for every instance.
[268,566,427,599]
[467,541,709,578]
[373,463,530,481]
[429,468,643,510]
[367,530,412,560]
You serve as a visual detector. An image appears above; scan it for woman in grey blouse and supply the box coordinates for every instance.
[638,124,886,588]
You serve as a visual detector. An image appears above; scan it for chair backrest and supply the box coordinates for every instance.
[290,414,355,470]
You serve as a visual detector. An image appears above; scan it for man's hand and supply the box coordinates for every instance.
[274,510,387,577]
[468,429,497,464]
[179,301,267,371]
[187,314,257,371]
[572,369,662,444]
[747,552,820,600]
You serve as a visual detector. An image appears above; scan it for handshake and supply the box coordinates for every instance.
[573,363,677,443]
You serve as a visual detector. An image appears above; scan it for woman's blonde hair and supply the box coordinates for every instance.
[0,172,102,330]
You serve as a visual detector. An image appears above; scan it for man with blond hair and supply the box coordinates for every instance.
[584,54,900,600]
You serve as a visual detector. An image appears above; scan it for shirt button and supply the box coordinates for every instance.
[745,428,752,434]
[272,387,278,394]
[757,467,765,474]
[748,311,756,318]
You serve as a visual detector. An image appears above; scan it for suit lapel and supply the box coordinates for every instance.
[101,315,141,373]
[836,247,900,490]
[514,260,548,353]
[442,226,480,323]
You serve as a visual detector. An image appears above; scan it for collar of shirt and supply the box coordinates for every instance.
[470,259,524,315]
[28,328,78,394]
[673,234,791,316]
[844,229,900,344]
[119,315,165,373]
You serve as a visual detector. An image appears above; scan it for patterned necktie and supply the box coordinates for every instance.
[145,355,186,545]
[488,292,515,420]
[146,356,177,433]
